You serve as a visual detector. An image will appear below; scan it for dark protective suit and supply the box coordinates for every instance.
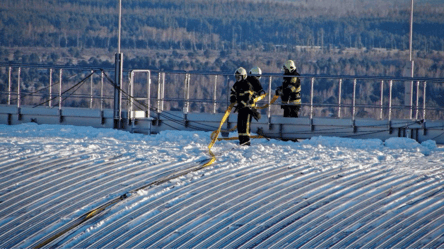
[246,75,266,100]
[230,78,257,146]
[276,70,301,117]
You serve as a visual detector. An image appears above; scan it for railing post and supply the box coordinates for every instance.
[17,67,21,109]
[310,77,314,119]
[100,70,104,111]
[183,73,190,114]
[114,53,123,129]
[380,80,384,120]
[90,70,94,109]
[352,78,357,121]
[213,75,218,114]
[157,72,162,113]
[147,70,151,118]
[268,76,272,120]
[162,72,165,112]
[423,81,427,120]
[49,68,53,107]
[129,71,135,121]
[338,78,342,118]
[409,80,414,119]
[415,80,420,120]
[389,80,393,122]
[8,67,11,105]
[59,69,63,111]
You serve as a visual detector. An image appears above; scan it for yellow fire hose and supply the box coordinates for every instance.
[204,94,279,167]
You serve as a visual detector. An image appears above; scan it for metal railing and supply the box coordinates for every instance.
[1,64,444,123]
[128,69,444,121]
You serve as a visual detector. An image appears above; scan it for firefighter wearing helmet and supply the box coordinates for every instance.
[247,66,266,99]
[230,67,262,146]
[276,60,301,117]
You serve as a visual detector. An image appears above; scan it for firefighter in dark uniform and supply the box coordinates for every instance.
[247,66,266,101]
[230,67,261,146]
[276,60,301,117]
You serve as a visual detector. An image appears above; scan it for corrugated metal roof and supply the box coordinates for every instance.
[0,147,443,248]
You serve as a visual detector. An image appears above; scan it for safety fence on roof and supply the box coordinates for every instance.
[1,63,444,123]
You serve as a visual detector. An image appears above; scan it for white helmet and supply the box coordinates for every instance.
[283,60,296,73]
[234,67,247,81]
[249,66,262,78]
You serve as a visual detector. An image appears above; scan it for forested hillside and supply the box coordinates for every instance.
[1,0,443,117]
[1,0,444,75]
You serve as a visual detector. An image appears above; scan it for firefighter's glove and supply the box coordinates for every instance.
[283,87,292,96]
[250,108,261,121]
[275,86,283,96]
[230,95,236,104]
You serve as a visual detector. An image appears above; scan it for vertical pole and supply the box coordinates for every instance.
[352,79,357,120]
[114,0,123,129]
[147,71,151,118]
[268,76,272,119]
[89,70,94,109]
[129,71,134,121]
[17,67,21,109]
[90,70,94,108]
[338,79,342,118]
[380,80,384,119]
[213,75,218,114]
[100,70,104,111]
[389,80,393,121]
[415,80,420,119]
[226,76,230,109]
[310,77,314,119]
[409,0,414,63]
[409,76,414,119]
[423,81,427,120]
[162,72,165,112]
[157,72,162,113]
[8,67,11,105]
[59,69,63,110]
[184,74,190,114]
[114,53,123,128]
[49,68,53,107]
[118,0,122,55]
[409,0,415,120]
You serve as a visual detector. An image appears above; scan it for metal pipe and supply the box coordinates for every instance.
[380,80,384,120]
[157,73,162,113]
[100,70,104,111]
[114,53,123,128]
[213,75,218,114]
[183,73,190,114]
[49,68,53,107]
[59,69,63,110]
[338,78,342,118]
[409,0,415,120]
[423,81,427,120]
[409,0,414,62]
[162,72,165,112]
[268,76,272,119]
[90,70,94,108]
[389,80,393,121]
[310,77,314,119]
[409,79,414,119]
[352,79,357,120]
[415,80,420,120]
[147,70,151,118]
[17,67,21,109]
[129,71,134,120]
[8,67,11,105]
[118,0,122,54]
